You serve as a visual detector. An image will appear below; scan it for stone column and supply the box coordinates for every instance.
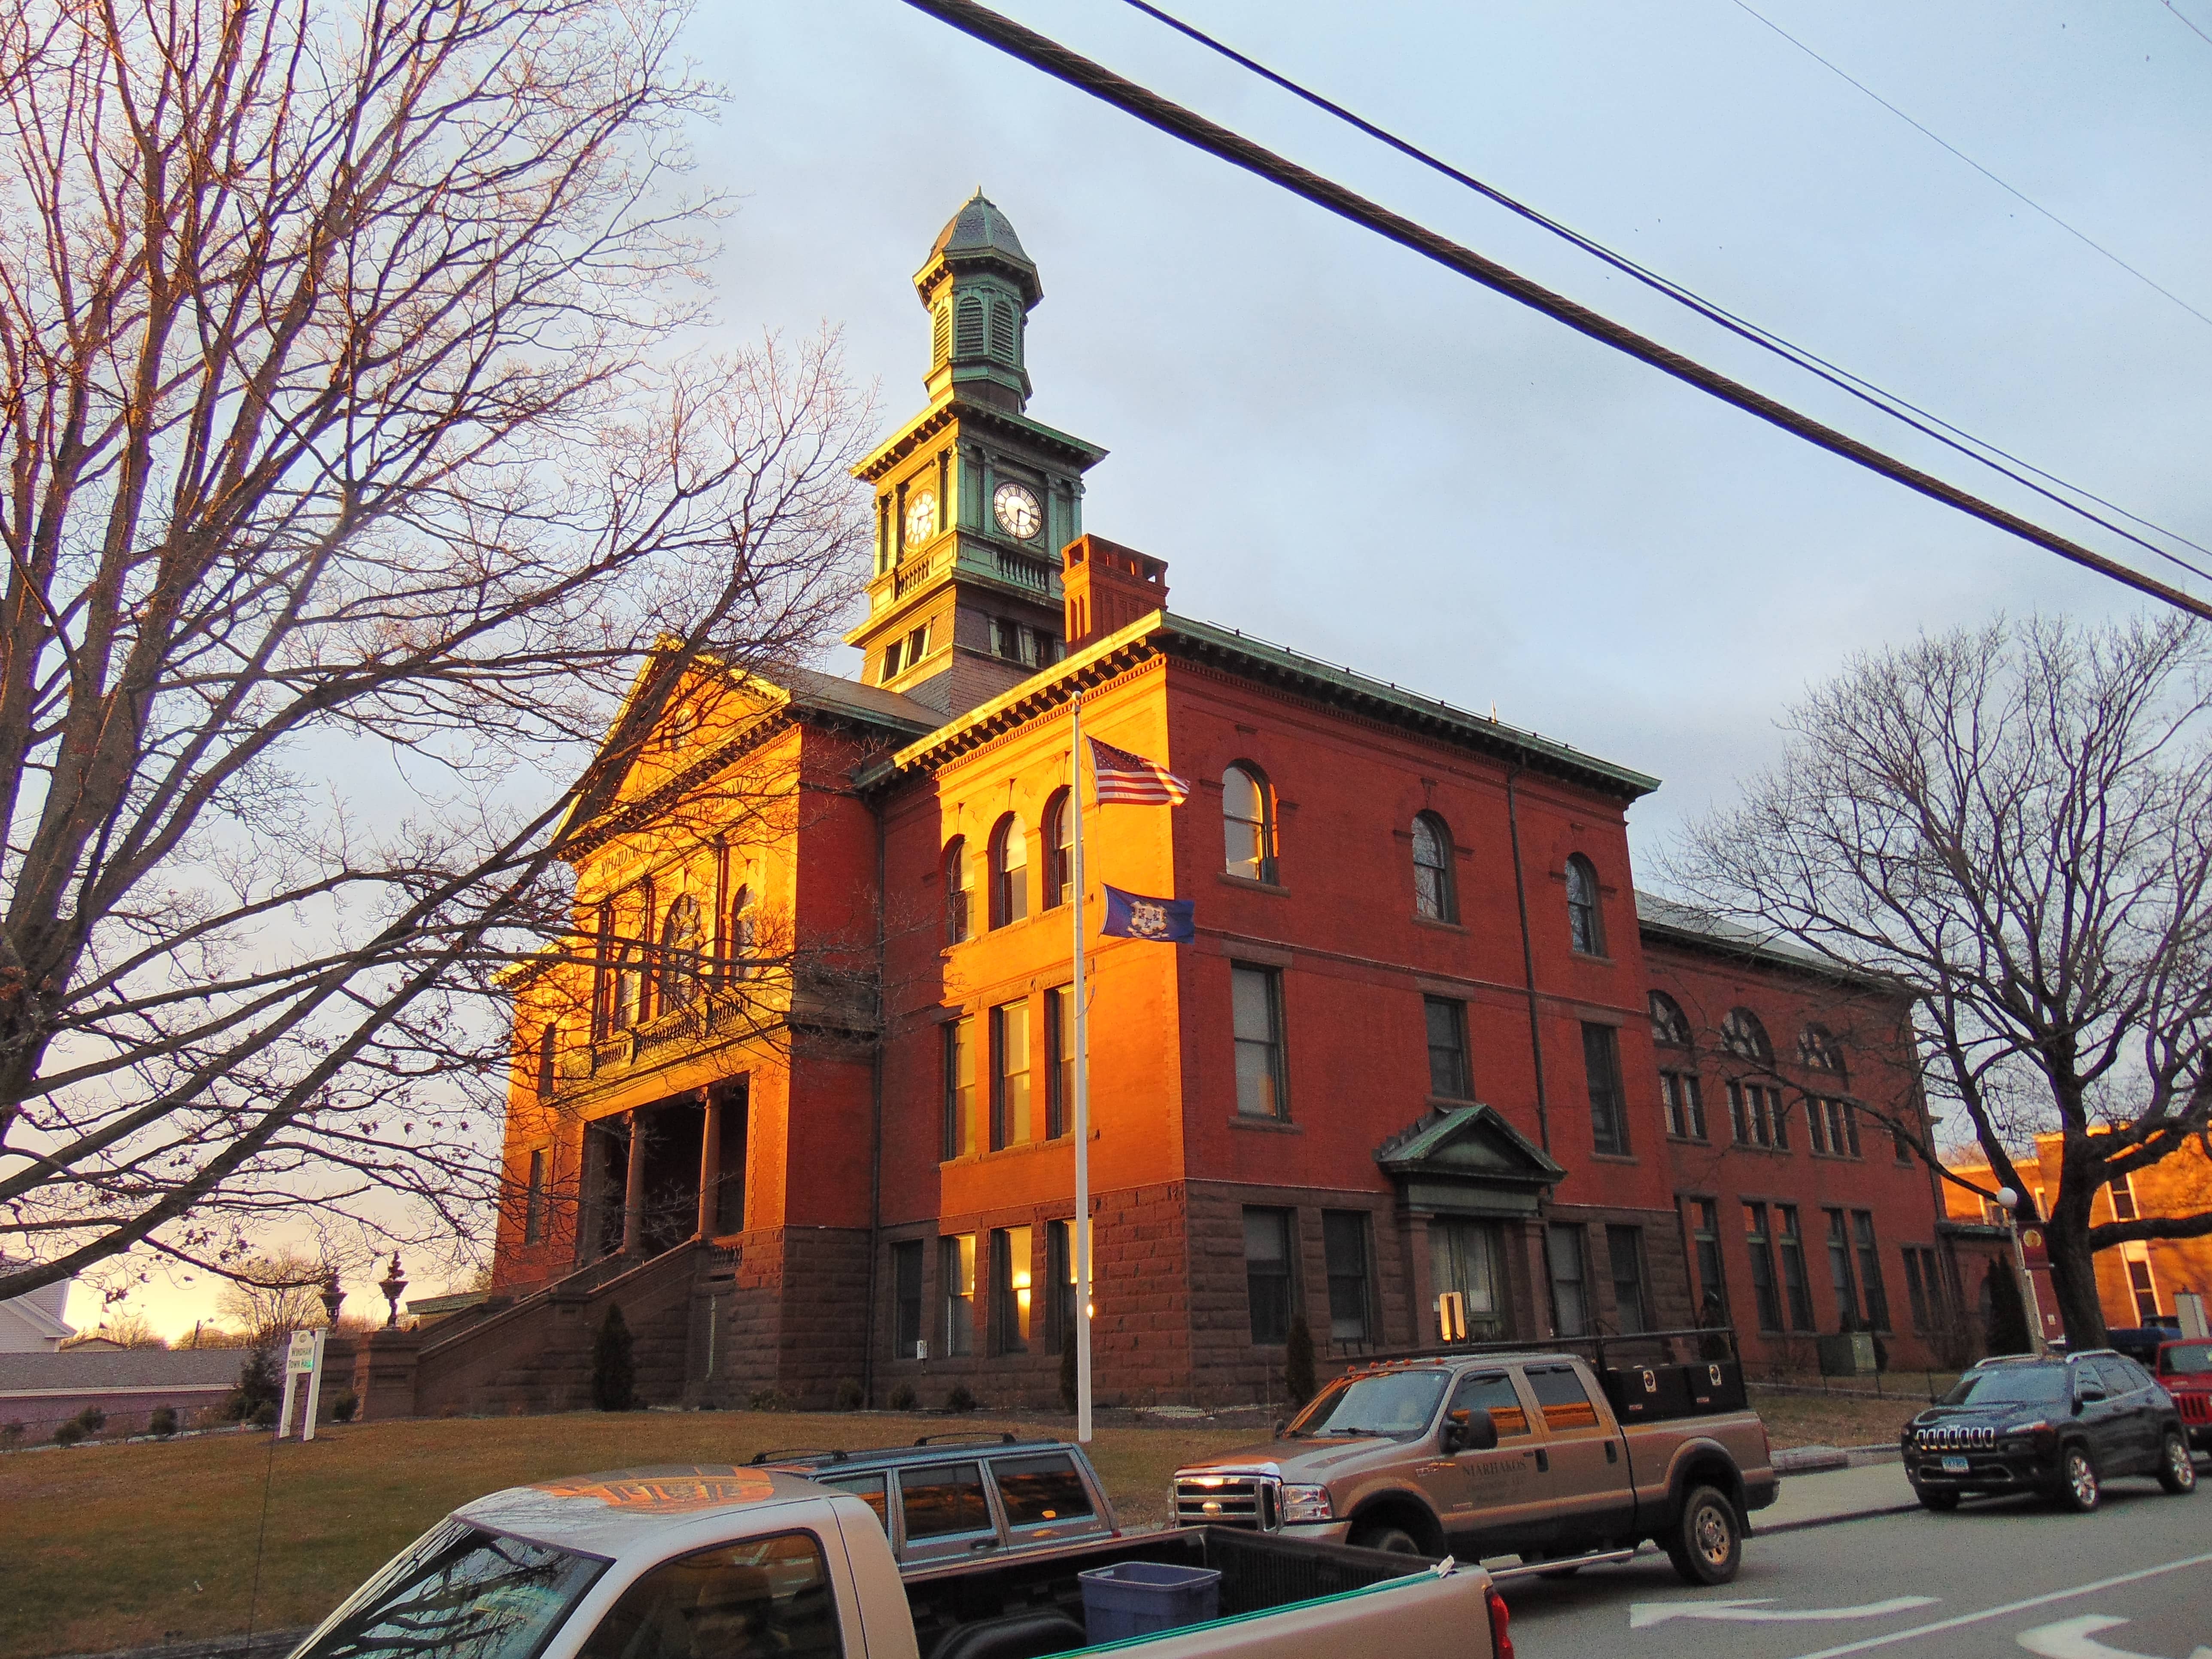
[696,1093,723,1240]
[350,1328,423,1422]
[621,1111,647,1255]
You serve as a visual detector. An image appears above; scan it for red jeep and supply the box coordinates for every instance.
[2155,1339,2212,1451]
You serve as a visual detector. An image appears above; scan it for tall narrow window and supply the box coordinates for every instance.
[942,1018,975,1161]
[1322,1212,1373,1343]
[893,1240,924,1357]
[1902,1248,1931,1332]
[1425,997,1472,1100]
[1565,854,1604,955]
[989,815,1028,929]
[1582,1023,1629,1155]
[726,885,755,983]
[1045,985,1074,1139]
[942,1235,975,1356]
[1853,1211,1890,1331]
[1778,1206,1816,1330]
[610,943,644,1032]
[991,999,1031,1149]
[1606,1226,1649,1334]
[2111,1175,2139,1221]
[1222,764,1277,882]
[1042,789,1073,909]
[954,295,985,356]
[1045,1220,1076,1355]
[2126,1251,2159,1321]
[1743,1203,1783,1332]
[1808,1095,1830,1155]
[1411,813,1457,921]
[536,1023,559,1102]
[991,1225,1032,1354]
[1662,1072,1707,1140]
[523,1149,548,1246]
[989,298,1017,361]
[1231,963,1287,1119]
[658,894,702,1012]
[1243,1208,1295,1344]
[1686,1198,1727,1323]
[944,837,971,945]
[1825,1209,1860,1328]
[1548,1224,1590,1337]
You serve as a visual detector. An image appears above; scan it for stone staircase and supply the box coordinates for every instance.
[413,1242,700,1416]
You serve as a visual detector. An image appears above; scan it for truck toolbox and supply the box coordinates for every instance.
[1679,1359,1747,1413]
[1601,1363,1693,1421]
[1080,1561,1223,1641]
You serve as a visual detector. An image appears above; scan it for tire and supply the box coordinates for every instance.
[1350,1522,1425,1556]
[2057,1444,2101,1513]
[2157,1431,2198,1496]
[1916,1489,1959,1512]
[1664,1484,1742,1586]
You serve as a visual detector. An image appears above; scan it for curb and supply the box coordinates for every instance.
[1758,1500,1922,1535]
[1773,1441,1904,1474]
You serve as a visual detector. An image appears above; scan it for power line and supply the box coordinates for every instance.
[1112,0,2212,588]
[899,0,2212,623]
[1730,0,2212,332]
[2157,0,2212,50]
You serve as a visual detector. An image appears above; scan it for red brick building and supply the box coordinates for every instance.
[457,196,1990,1415]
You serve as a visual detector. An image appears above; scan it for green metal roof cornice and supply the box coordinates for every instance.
[853,397,1108,483]
[1374,1102,1567,1187]
[1158,615,1659,802]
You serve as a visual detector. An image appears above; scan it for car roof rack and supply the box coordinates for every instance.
[747,1447,851,1467]
[913,1431,1023,1447]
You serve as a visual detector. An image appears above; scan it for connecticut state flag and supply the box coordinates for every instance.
[1100,884,1195,943]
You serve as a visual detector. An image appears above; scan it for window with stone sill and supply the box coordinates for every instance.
[1223,763,1277,884]
[1425,995,1472,1101]
[988,814,1028,930]
[1565,854,1604,956]
[1412,812,1457,923]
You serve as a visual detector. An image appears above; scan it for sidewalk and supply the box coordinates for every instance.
[1759,1460,1922,1534]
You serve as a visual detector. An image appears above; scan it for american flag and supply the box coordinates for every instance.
[1088,737,1191,806]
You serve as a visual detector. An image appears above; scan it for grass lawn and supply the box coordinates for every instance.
[3,1387,1932,1658]
[0,1410,1261,1659]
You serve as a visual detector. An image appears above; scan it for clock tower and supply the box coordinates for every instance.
[845,193,1108,717]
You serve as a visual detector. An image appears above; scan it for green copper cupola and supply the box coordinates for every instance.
[916,191,1040,413]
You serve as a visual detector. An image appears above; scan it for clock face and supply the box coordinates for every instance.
[903,489,936,546]
[992,481,1043,541]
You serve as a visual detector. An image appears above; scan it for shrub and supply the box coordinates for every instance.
[590,1304,636,1412]
[944,1383,977,1413]
[747,1387,795,1413]
[225,1347,281,1421]
[1059,1327,1078,1414]
[72,1404,107,1435]
[834,1379,864,1411]
[327,1388,359,1424]
[54,1419,86,1446]
[888,1382,918,1411]
[148,1406,178,1438]
[1284,1312,1316,1407]
[250,1400,279,1429]
[1,1422,25,1450]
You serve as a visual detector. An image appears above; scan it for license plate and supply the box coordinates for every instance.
[1941,1455,1970,1474]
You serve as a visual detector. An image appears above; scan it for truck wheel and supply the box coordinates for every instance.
[2156,1432,2197,1495]
[1349,1522,1424,1556]
[1664,1485,1742,1586]
[1916,1489,1959,1512]
[2057,1445,2100,1513]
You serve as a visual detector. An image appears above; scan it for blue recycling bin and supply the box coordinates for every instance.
[1078,1561,1224,1641]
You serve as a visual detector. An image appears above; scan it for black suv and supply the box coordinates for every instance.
[1902,1349,2199,1513]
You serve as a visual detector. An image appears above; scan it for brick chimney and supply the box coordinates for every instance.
[1061,535,1168,651]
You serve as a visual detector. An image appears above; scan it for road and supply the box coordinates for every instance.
[1499,1466,2210,1659]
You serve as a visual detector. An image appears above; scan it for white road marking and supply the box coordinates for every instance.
[2016,1614,2212,1659]
[1781,1551,2212,1659]
[1631,1598,1939,1629]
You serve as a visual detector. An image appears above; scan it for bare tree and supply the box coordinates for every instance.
[213,1251,325,1347]
[0,0,875,1306]
[1674,613,2212,1348]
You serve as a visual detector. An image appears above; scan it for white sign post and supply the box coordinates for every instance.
[277,1329,327,1440]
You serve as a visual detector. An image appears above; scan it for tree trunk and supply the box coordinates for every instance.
[2041,1221,2108,1352]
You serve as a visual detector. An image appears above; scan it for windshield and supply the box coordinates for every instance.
[293,1517,607,1659]
[1285,1370,1449,1438]
[2160,1341,2212,1376]
[1939,1367,2070,1407]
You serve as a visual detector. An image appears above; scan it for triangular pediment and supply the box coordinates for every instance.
[1374,1104,1566,1188]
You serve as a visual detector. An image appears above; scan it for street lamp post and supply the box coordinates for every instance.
[1996,1187,2049,1355]
[378,1252,408,1329]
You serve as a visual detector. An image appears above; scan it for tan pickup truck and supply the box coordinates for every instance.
[1174,1348,1776,1586]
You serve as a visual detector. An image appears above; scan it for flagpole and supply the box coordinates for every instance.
[1071,696,1092,1445]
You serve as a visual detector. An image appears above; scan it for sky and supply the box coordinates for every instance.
[74,0,2212,1339]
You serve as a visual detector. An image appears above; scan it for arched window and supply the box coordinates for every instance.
[1565,854,1604,955]
[989,814,1028,928]
[1649,991,1692,1048]
[1223,763,1277,883]
[658,894,702,1011]
[1042,789,1073,910]
[726,884,754,983]
[1721,1008,1773,1065]
[944,837,971,945]
[1799,1024,1844,1074]
[1412,812,1456,922]
[610,944,644,1032]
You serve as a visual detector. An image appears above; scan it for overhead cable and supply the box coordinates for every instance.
[898,0,2212,623]
[1115,0,2212,586]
